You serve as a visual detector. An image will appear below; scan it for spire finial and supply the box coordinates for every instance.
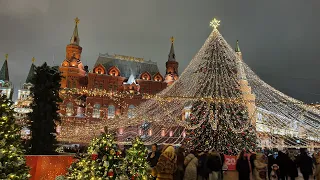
[210,18,221,29]
[74,17,80,25]
[5,54,8,60]
[235,40,241,52]
[32,57,35,63]
[170,36,175,44]
[70,17,80,45]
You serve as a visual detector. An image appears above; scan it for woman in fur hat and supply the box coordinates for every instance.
[151,145,177,180]
[253,153,268,180]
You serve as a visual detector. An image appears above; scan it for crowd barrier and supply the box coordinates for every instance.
[25,155,74,180]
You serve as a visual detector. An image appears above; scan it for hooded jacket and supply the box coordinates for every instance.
[183,154,198,180]
[152,145,177,180]
[253,153,268,180]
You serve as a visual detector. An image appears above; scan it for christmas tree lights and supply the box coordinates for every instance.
[0,95,30,179]
[56,18,320,150]
[120,137,151,180]
[65,127,123,179]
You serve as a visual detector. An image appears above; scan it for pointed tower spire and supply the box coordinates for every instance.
[235,40,241,52]
[0,54,10,81]
[168,36,176,61]
[70,17,80,45]
[165,37,179,85]
[235,40,243,61]
[26,57,36,83]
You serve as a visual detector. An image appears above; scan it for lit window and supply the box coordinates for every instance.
[108,105,115,119]
[185,111,191,119]
[92,104,101,118]
[72,81,77,88]
[67,81,71,88]
[128,104,135,118]
[66,102,74,116]
[184,106,192,119]
[56,125,61,134]
[257,112,262,121]
[76,106,84,117]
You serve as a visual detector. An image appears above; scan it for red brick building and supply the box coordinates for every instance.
[57,18,179,144]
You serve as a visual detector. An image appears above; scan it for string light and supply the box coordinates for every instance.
[55,19,320,151]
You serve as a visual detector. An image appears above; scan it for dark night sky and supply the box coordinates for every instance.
[0,0,319,103]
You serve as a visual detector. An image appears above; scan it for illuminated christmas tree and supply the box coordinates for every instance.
[66,127,123,179]
[121,137,151,180]
[112,18,257,155]
[0,95,30,179]
[183,18,257,154]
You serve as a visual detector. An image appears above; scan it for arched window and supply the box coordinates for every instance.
[257,112,263,121]
[128,104,135,118]
[184,105,192,119]
[72,81,77,88]
[66,102,74,116]
[108,105,115,119]
[76,107,84,117]
[108,66,120,76]
[67,80,71,88]
[92,104,101,118]
[110,70,116,76]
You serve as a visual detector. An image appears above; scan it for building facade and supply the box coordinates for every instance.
[57,18,179,144]
[14,58,35,139]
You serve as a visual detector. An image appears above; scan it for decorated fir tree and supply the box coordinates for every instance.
[66,127,123,179]
[121,137,151,180]
[0,95,30,179]
[113,18,257,155]
[183,19,257,154]
[28,62,62,154]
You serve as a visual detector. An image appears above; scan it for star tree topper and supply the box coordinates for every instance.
[210,18,221,29]
[74,17,80,25]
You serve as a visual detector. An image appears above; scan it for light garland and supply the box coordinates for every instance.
[60,87,318,107]
[56,19,320,152]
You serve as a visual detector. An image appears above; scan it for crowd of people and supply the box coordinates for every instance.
[146,144,320,180]
[236,148,320,180]
[147,143,226,180]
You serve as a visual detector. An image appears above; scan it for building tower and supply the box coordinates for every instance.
[235,40,257,127]
[14,57,35,134]
[235,40,242,60]
[164,36,179,85]
[0,54,13,99]
[59,17,86,88]
[17,57,35,101]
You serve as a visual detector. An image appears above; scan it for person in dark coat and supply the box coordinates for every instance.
[207,150,222,180]
[296,148,313,180]
[277,151,289,180]
[250,153,256,172]
[236,150,251,180]
[268,151,279,178]
[287,150,298,180]
[219,152,225,180]
[147,143,161,167]
[197,152,209,180]
[173,146,185,180]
